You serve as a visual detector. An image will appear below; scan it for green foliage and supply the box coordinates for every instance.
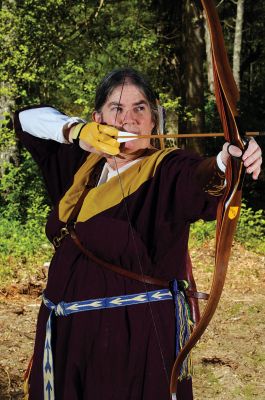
[0,124,52,284]
[0,217,53,283]
[0,117,16,149]
[0,153,50,225]
[190,202,265,254]
[159,93,196,132]
[190,219,216,246]
[235,203,265,252]
[0,0,265,286]
[0,0,163,116]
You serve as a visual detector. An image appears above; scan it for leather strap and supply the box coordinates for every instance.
[69,227,169,287]
[185,289,209,300]
[69,226,210,301]
[56,158,208,298]
[63,157,169,287]
[69,228,209,300]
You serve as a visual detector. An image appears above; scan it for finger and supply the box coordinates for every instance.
[89,133,120,155]
[97,133,120,149]
[242,138,259,161]
[89,129,119,148]
[99,124,119,137]
[252,167,261,180]
[247,165,261,180]
[243,147,262,168]
[227,144,243,158]
[245,157,262,179]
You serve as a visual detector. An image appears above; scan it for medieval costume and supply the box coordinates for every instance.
[15,106,225,400]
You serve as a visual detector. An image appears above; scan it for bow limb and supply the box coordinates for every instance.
[170,0,246,397]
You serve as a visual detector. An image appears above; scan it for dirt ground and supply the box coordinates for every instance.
[0,242,264,400]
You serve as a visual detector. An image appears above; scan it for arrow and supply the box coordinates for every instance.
[66,300,103,311]
[151,291,172,300]
[117,131,264,141]
[44,339,52,374]
[44,360,52,375]
[45,338,50,351]
[55,303,65,315]
[45,380,53,400]
[65,303,80,311]
[110,294,147,306]
[86,301,103,308]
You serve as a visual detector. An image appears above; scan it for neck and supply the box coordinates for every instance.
[105,148,149,170]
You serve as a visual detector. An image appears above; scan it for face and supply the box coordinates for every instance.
[93,82,155,153]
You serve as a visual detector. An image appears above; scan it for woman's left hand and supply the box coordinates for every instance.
[221,138,262,180]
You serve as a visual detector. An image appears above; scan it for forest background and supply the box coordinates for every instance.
[0,1,265,399]
[0,0,264,285]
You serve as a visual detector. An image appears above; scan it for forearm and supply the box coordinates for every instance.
[18,106,85,143]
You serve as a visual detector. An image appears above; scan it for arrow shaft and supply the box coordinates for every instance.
[119,131,262,140]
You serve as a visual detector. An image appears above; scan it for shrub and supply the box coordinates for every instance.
[0,217,53,283]
[190,202,265,254]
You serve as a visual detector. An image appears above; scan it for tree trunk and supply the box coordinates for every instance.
[204,14,214,95]
[0,0,20,174]
[179,0,205,153]
[233,0,245,89]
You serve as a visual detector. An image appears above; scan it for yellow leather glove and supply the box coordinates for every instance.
[71,122,120,155]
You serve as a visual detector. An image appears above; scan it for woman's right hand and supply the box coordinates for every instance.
[70,122,120,155]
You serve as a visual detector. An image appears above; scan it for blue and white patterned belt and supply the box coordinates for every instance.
[43,289,172,316]
[42,289,172,400]
[42,284,191,400]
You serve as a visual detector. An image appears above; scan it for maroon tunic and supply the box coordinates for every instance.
[15,111,224,400]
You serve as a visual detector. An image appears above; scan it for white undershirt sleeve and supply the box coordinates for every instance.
[216,151,226,173]
[18,107,86,143]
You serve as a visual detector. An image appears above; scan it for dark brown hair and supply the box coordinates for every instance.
[94,68,159,133]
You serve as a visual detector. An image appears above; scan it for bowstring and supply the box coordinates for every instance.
[111,1,170,386]
[113,157,169,385]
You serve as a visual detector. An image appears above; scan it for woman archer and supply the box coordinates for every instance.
[15,68,262,400]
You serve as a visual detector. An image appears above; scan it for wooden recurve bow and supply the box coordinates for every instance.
[170,0,247,398]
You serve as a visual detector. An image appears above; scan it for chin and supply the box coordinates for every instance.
[125,147,144,155]
[125,139,149,151]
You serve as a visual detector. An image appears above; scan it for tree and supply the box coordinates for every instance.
[178,0,205,153]
[233,0,245,88]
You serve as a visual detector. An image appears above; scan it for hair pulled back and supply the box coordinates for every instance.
[94,68,159,132]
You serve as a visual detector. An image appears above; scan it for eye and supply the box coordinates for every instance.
[111,106,123,113]
[135,105,145,112]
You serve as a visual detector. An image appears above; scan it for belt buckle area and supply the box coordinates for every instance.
[53,226,70,248]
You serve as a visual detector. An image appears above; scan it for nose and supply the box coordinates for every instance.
[121,109,136,127]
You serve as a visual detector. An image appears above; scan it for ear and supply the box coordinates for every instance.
[92,111,102,123]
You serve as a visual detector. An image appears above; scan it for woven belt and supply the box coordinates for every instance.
[42,283,191,400]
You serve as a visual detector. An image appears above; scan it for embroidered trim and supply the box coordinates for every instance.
[203,164,226,196]
[41,284,192,399]
[42,289,172,400]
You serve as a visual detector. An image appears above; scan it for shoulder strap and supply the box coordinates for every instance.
[66,157,106,226]
[65,157,207,300]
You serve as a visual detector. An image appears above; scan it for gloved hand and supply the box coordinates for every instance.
[71,122,120,155]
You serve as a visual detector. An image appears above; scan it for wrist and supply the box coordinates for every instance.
[217,151,226,172]
[69,123,85,144]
